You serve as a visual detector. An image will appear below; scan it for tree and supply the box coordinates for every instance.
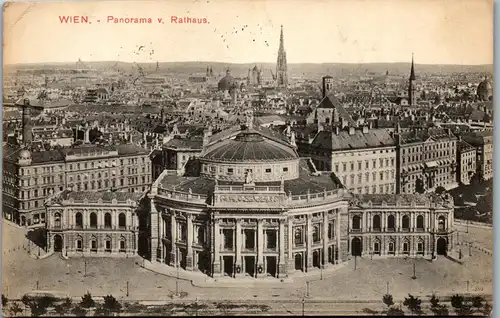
[435,186,446,195]
[54,298,72,316]
[432,304,449,316]
[471,295,485,311]
[2,294,7,307]
[403,294,422,315]
[450,294,464,310]
[386,307,405,316]
[29,302,48,317]
[72,305,87,316]
[429,294,439,309]
[80,292,95,309]
[382,294,395,308]
[415,178,425,194]
[9,302,23,317]
[102,295,122,314]
[481,302,492,315]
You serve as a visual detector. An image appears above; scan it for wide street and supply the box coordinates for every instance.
[2,220,493,306]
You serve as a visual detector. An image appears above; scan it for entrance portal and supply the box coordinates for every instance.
[53,234,63,252]
[245,256,256,277]
[436,237,448,256]
[351,237,362,256]
[266,256,277,277]
[223,256,234,277]
[294,253,303,271]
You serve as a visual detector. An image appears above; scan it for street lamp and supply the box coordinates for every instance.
[176,259,180,296]
[386,281,389,295]
[320,252,323,281]
[466,220,469,233]
[306,281,310,297]
[354,255,357,270]
[302,298,305,316]
[411,262,417,280]
[469,243,472,256]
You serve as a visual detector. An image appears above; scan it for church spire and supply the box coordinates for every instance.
[409,53,416,80]
[276,25,288,87]
[279,25,285,52]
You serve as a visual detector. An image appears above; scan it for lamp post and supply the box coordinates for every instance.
[126,281,129,297]
[466,220,469,233]
[469,243,472,256]
[84,260,87,277]
[306,281,310,297]
[411,262,417,280]
[466,280,469,293]
[386,281,389,295]
[354,255,357,270]
[320,251,323,281]
[302,298,305,316]
[176,261,180,296]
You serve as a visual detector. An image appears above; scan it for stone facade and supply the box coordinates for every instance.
[44,190,144,257]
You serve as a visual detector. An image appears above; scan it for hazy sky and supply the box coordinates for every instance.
[3,0,493,65]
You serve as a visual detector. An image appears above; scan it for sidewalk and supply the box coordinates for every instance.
[140,259,347,288]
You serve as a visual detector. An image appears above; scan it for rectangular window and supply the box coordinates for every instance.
[227,168,234,175]
[265,168,272,173]
[283,167,289,172]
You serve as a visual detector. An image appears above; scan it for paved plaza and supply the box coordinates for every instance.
[2,220,493,303]
[455,222,493,251]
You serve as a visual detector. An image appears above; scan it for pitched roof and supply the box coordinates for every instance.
[311,129,395,151]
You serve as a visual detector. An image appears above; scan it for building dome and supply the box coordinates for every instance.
[477,78,493,101]
[202,131,297,162]
[218,70,237,91]
[18,149,31,160]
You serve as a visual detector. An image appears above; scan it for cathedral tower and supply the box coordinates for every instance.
[408,54,416,106]
[276,25,288,87]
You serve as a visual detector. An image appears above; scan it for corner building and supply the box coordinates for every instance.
[147,124,455,279]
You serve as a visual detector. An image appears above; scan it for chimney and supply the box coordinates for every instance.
[334,125,340,135]
[362,125,369,134]
[22,98,32,145]
[349,126,355,135]
[84,128,90,143]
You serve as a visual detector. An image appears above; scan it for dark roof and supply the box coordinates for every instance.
[311,129,395,151]
[202,131,297,162]
[399,128,457,144]
[116,144,149,156]
[164,138,203,150]
[351,194,435,206]
[316,93,357,127]
[457,140,475,152]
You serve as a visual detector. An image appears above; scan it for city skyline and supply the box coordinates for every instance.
[3,0,493,65]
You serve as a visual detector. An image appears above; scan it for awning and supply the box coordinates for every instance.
[425,161,439,168]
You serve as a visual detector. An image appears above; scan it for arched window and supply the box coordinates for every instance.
[119,238,126,252]
[388,241,395,254]
[417,241,424,254]
[438,216,446,231]
[416,215,424,230]
[373,240,380,253]
[54,213,61,228]
[387,215,395,231]
[90,212,97,228]
[372,215,381,231]
[105,237,112,252]
[352,215,361,230]
[313,225,320,242]
[402,215,410,231]
[119,213,126,228]
[104,213,112,228]
[90,237,97,251]
[75,236,83,251]
[75,212,83,228]
[403,241,409,254]
[294,227,304,246]
[197,227,205,245]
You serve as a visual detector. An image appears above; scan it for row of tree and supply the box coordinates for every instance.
[2,292,121,317]
[382,293,492,316]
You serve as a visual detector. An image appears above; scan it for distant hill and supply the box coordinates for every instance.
[5,61,493,78]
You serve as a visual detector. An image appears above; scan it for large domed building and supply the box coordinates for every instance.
[476,77,493,101]
[145,119,456,279]
[218,69,237,91]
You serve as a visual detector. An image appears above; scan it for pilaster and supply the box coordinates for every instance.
[235,220,243,277]
[186,215,194,270]
[322,212,328,268]
[257,220,264,272]
[306,215,312,270]
[169,213,177,266]
[278,220,286,277]
[212,220,221,277]
[150,199,158,261]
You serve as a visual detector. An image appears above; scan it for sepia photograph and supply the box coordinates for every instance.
[1,0,494,316]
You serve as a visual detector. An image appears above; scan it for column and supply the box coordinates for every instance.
[287,218,293,271]
[186,215,193,270]
[306,215,312,270]
[150,199,158,261]
[158,214,164,262]
[257,220,264,275]
[213,220,221,276]
[169,212,177,266]
[336,210,341,263]
[322,212,329,268]
[278,220,286,277]
[235,220,242,276]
